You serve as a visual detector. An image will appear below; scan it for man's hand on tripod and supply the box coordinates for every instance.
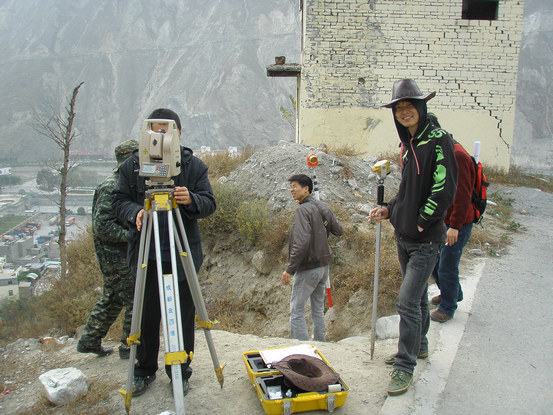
[174,186,192,205]
[136,209,145,231]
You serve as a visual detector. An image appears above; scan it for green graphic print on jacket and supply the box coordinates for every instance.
[388,123,458,243]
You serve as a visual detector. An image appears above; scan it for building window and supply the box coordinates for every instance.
[8,290,13,296]
[462,0,499,20]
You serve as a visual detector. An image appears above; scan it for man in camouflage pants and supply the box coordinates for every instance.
[77,139,138,358]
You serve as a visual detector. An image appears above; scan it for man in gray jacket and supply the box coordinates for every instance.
[282,174,343,342]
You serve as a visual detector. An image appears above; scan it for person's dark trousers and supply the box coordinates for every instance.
[393,237,443,374]
[134,260,195,381]
[432,223,473,316]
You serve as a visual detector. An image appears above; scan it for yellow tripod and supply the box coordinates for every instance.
[120,188,225,414]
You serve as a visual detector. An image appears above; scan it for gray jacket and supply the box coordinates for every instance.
[286,195,343,274]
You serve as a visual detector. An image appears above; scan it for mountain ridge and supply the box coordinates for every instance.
[0,0,300,161]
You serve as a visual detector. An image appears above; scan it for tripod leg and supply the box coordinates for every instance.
[120,210,153,414]
[172,207,225,388]
[153,210,186,414]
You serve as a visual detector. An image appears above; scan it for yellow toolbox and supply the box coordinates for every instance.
[242,347,349,415]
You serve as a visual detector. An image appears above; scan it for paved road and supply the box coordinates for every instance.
[381,186,553,415]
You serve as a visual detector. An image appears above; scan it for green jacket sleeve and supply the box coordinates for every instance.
[92,174,128,244]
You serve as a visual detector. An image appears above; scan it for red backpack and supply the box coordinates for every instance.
[471,157,488,224]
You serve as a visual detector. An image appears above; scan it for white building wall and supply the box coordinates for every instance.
[0,275,19,303]
[299,0,524,168]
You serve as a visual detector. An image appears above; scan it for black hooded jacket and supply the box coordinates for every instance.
[112,146,216,277]
[387,99,458,242]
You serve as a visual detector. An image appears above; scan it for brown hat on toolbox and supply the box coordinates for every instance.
[382,78,436,108]
[271,354,340,392]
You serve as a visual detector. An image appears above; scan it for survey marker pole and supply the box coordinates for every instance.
[370,160,390,360]
[307,153,335,321]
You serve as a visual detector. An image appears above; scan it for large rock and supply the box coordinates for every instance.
[375,315,400,339]
[252,250,273,275]
[39,367,89,405]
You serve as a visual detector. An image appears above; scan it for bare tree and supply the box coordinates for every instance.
[33,81,84,279]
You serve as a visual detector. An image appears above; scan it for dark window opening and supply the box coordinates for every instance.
[462,0,499,20]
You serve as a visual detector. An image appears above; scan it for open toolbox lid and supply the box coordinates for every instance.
[259,344,320,367]
[243,345,323,380]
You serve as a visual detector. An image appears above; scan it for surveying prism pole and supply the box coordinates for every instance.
[370,160,390,360]
[306,153,335,320]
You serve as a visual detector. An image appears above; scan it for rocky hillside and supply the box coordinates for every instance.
[200,141,402,341]
[225,141,401,211]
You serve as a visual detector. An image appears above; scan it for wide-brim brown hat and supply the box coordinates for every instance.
[271,354,340,392]
[382,78,436,108]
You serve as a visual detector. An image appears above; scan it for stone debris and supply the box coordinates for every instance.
[375,315,400,340]
[226,141,401,213]
[39,367,89,405]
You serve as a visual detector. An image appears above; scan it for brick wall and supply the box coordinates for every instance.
[299,0,524,166]
[303,0,523,111]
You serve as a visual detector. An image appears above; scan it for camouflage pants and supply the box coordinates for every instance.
[80,259,134,347]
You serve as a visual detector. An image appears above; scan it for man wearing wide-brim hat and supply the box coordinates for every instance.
[370,79,458,396]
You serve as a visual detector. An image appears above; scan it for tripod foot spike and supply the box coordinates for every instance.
[119,388,133,414]
[216,362,226,388]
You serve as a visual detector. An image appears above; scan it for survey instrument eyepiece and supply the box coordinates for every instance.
[139,119,181,187]
[307,153,319,167]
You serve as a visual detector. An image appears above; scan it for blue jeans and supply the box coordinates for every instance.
[290,266,328,342]
[432,223,473,316]
[394,237,443,373]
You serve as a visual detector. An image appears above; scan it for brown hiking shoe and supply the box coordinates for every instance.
[430,309,452,323]
[431,295,441,305]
